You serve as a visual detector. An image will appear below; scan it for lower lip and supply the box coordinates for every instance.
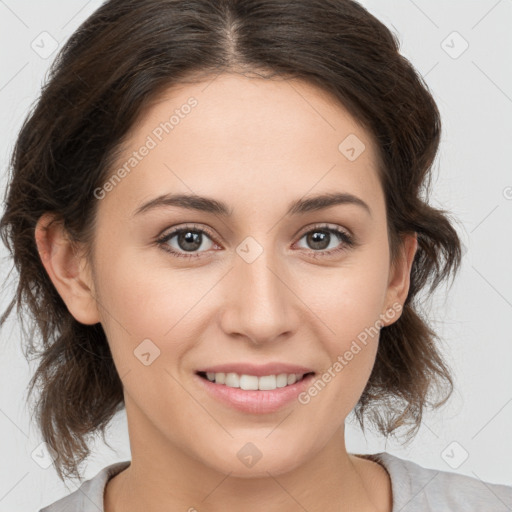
[195,373,316,414]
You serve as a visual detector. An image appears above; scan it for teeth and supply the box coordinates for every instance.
[203,372,309,390]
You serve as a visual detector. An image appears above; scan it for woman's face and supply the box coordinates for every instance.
[71,73,415,476]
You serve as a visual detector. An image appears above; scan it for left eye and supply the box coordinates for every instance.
[156,224,354,259]
[296,227,351,252]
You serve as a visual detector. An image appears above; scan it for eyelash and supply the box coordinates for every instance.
[155,223,356,260]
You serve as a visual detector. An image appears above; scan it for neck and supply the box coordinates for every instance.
[105,398,391,512]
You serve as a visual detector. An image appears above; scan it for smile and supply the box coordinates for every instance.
[194,370,317,414]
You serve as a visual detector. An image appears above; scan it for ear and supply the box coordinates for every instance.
[380,232,418,326]
[34,213,100,325]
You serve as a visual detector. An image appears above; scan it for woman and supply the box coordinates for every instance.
[1,0,511,511]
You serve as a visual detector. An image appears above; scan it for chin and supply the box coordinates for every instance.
[195,437,310,478]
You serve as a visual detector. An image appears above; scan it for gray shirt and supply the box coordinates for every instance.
[38,452,512,511]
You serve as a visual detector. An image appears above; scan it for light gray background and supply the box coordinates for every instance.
[0,1,511,510]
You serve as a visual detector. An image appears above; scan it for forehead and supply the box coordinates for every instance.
[102,73,384,218]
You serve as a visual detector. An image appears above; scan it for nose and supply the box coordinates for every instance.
[218,244,299,346]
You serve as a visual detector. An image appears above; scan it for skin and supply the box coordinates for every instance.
[35,72,417,512]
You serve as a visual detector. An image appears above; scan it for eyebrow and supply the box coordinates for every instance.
[133,191,372,218]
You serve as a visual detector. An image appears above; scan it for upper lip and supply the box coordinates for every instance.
[196,363,315,377]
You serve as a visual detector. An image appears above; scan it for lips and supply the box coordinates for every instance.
[194,369,316,414]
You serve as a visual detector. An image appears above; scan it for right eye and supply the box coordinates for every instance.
[156,224,220,259]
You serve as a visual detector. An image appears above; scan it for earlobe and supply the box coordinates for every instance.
[381,232,418,326]
[34,213,100,325]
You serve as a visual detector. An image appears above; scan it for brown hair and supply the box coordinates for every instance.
[0,0,463,482]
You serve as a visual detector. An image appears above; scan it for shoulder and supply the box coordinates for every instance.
[38,461,131,512]
[363,452,512,512]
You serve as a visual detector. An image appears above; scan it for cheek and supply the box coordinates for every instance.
[293,249,389,408]
[297,249,390,346]
[92,240,221,376]
[95,233,186,326]
[91,243,180,365]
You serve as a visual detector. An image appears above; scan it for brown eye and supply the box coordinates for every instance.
[295,225,355,258]
[157,224,218,259]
